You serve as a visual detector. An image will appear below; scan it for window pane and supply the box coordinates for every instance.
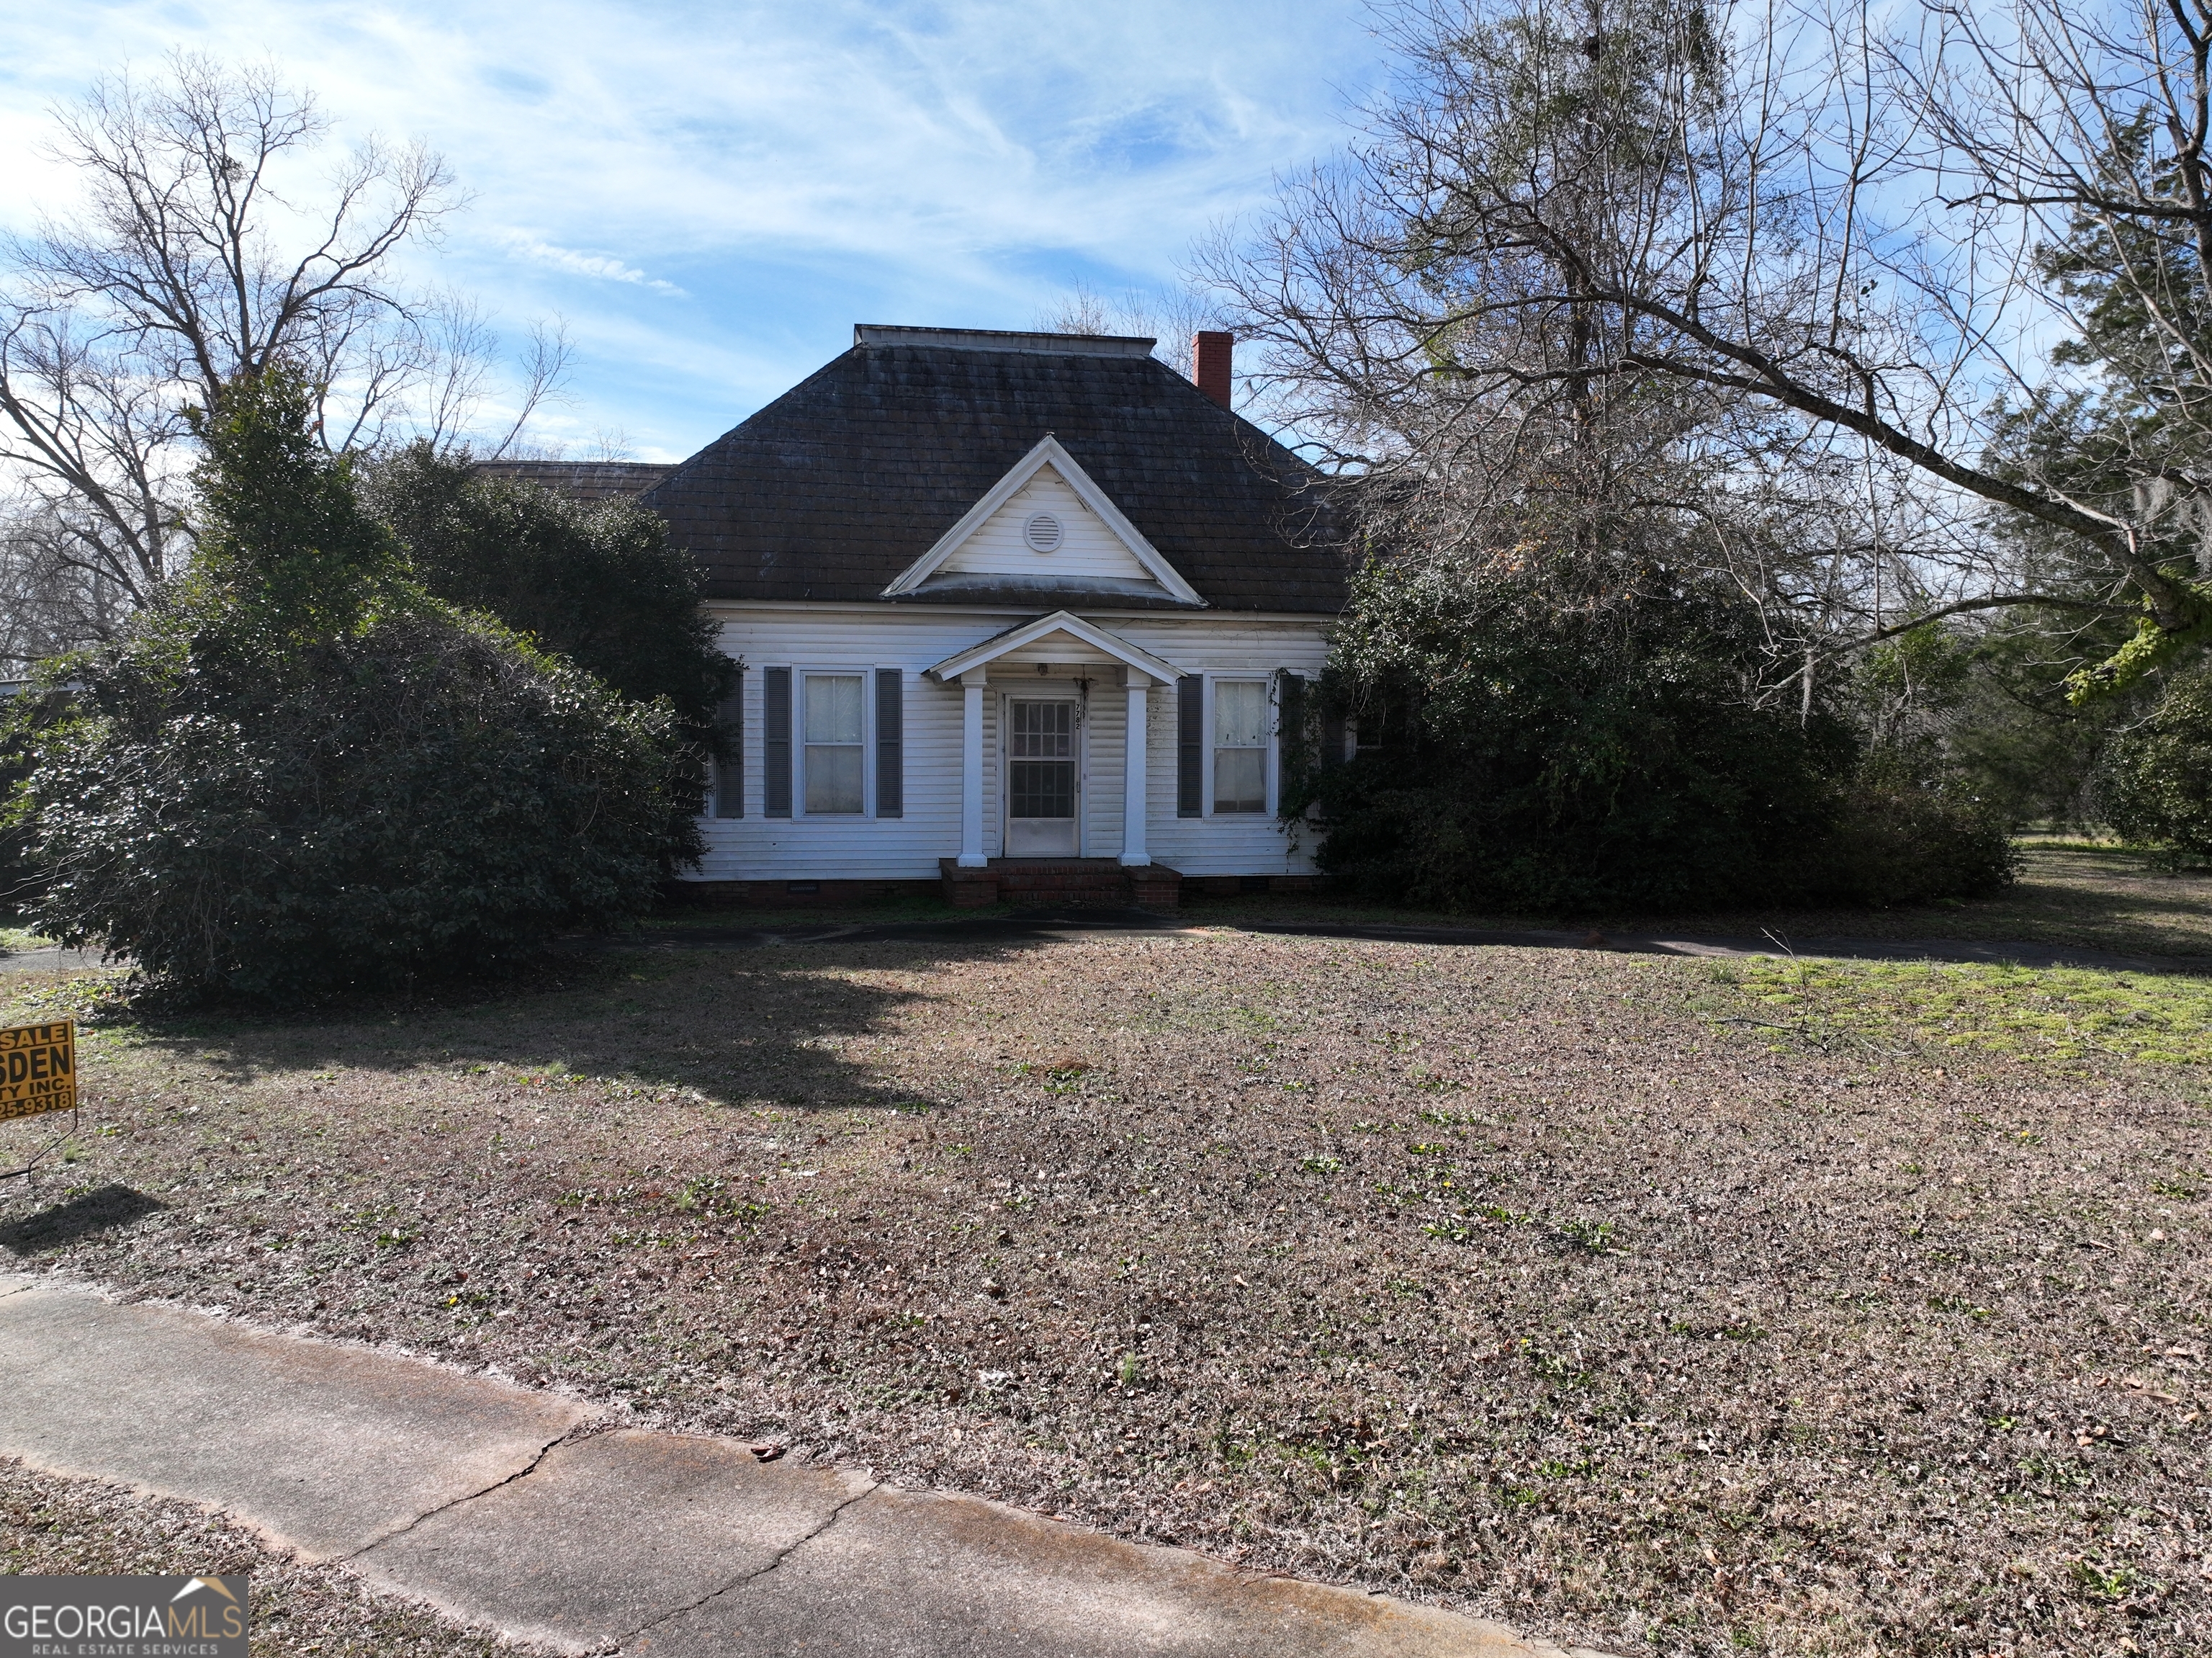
[1009,760,1076,818]
[1213,746,1266,812]
[1213,681,1267,747]
[1010,700,1071,758]
[805,675,863,743]
[806,745,863,813]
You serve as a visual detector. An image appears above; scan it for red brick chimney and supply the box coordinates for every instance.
[1192,331,1233,408]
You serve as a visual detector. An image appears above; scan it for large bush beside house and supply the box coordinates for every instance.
[363,444,731,725]
[1812,779,2020,905]
[1297,546,2018,913]
[12,372,692,1000]
[2098,667,2212,866]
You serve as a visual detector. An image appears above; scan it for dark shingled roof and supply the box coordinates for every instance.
[642,331,1351,612]
[472,460,678,503]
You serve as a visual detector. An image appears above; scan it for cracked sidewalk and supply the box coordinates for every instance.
[0,1275,1611,1657]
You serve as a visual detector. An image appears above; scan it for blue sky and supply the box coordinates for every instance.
[1,1,1388,460]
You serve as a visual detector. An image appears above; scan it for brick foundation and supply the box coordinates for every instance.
[663,879,939,909]
[670,861,1217,912]
[939,859,1184,910]
[1179,874,1318,898]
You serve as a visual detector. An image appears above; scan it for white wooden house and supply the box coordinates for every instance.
[522,326,1350,907]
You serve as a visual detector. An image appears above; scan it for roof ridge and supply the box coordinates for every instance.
[854,324,1156,358]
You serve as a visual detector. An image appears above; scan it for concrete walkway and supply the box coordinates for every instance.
[0,1276,1608,1657]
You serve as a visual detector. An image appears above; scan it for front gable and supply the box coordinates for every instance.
[881,436,1206,608]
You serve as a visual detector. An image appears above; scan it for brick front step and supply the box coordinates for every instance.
[939,858,1184,910]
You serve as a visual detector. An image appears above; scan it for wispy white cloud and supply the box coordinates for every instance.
[499,232,686,296]
[0,0,1386,458]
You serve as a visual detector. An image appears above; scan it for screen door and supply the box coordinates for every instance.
[1005,699,1078,856]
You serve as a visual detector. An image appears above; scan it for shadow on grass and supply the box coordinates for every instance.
[0,1184,166,1253]
[99,933,1049,1110]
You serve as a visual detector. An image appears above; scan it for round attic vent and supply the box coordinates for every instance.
[1023,512,1064,553]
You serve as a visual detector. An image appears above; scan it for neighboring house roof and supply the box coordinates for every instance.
[642,326,1351,613]
[471,460,678,503]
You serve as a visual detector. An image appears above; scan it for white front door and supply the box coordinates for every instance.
[1004,696,1079,856]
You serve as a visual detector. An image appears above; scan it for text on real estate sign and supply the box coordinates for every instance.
[0,1021,75,1121]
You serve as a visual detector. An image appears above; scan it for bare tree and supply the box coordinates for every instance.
[0,496,133,675]
[1035,279,1218,380]
[1205,0,2212,698]
[0,54,565,654]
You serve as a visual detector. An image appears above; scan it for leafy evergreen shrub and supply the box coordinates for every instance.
[1809,778,2020,905]
[14,371,691,999]
[1295,547,2017,913]
[2098,667,2212,866]
[363,444,730,724]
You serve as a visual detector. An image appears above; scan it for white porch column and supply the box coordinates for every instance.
[1120,671,1151,866]
[958,669,988,868]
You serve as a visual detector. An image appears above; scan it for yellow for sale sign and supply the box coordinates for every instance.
[0,1021,75,1121]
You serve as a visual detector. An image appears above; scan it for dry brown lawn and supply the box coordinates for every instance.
[1,919,2207,1657]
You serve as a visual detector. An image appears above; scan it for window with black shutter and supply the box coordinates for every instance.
[1275,670,1306,811]
[1177,675,1202,817]
[763,667,792,817]
[713,665,745,818]
[875,668,903,818]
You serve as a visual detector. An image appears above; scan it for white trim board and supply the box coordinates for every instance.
[881,436,1206,608]
[705,599,1338,625]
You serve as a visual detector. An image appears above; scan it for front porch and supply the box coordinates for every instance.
[930,610,1179,872]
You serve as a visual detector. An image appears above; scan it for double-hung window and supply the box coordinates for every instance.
[1211,680,1269,813]
[803,673,866,815]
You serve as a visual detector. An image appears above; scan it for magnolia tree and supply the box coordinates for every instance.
[12,371,690,999]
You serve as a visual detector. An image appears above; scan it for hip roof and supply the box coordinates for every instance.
[642,336,1351,613]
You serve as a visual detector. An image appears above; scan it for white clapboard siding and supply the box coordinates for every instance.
[693,605,1334,882]
[1076,678,1126,858]
[939,470,1156,586]
[1119,615,1333,877]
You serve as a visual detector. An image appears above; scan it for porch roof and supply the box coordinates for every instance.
[924,611,1181,686]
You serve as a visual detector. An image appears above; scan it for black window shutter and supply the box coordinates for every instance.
[875,668,903,818]
[763,667,792,818]
[1321,712,1347,767]
[1276,671,1305,812]
[713,665,745,818]
[1177,675,1203,817]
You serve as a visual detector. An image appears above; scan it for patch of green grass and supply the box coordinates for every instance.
[1555,1216,1617,1252]
[0,927,53,954]
[1020,1060,1092,1094]
[1735,957,2212,1068]
[2070,1556,2152,1605]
